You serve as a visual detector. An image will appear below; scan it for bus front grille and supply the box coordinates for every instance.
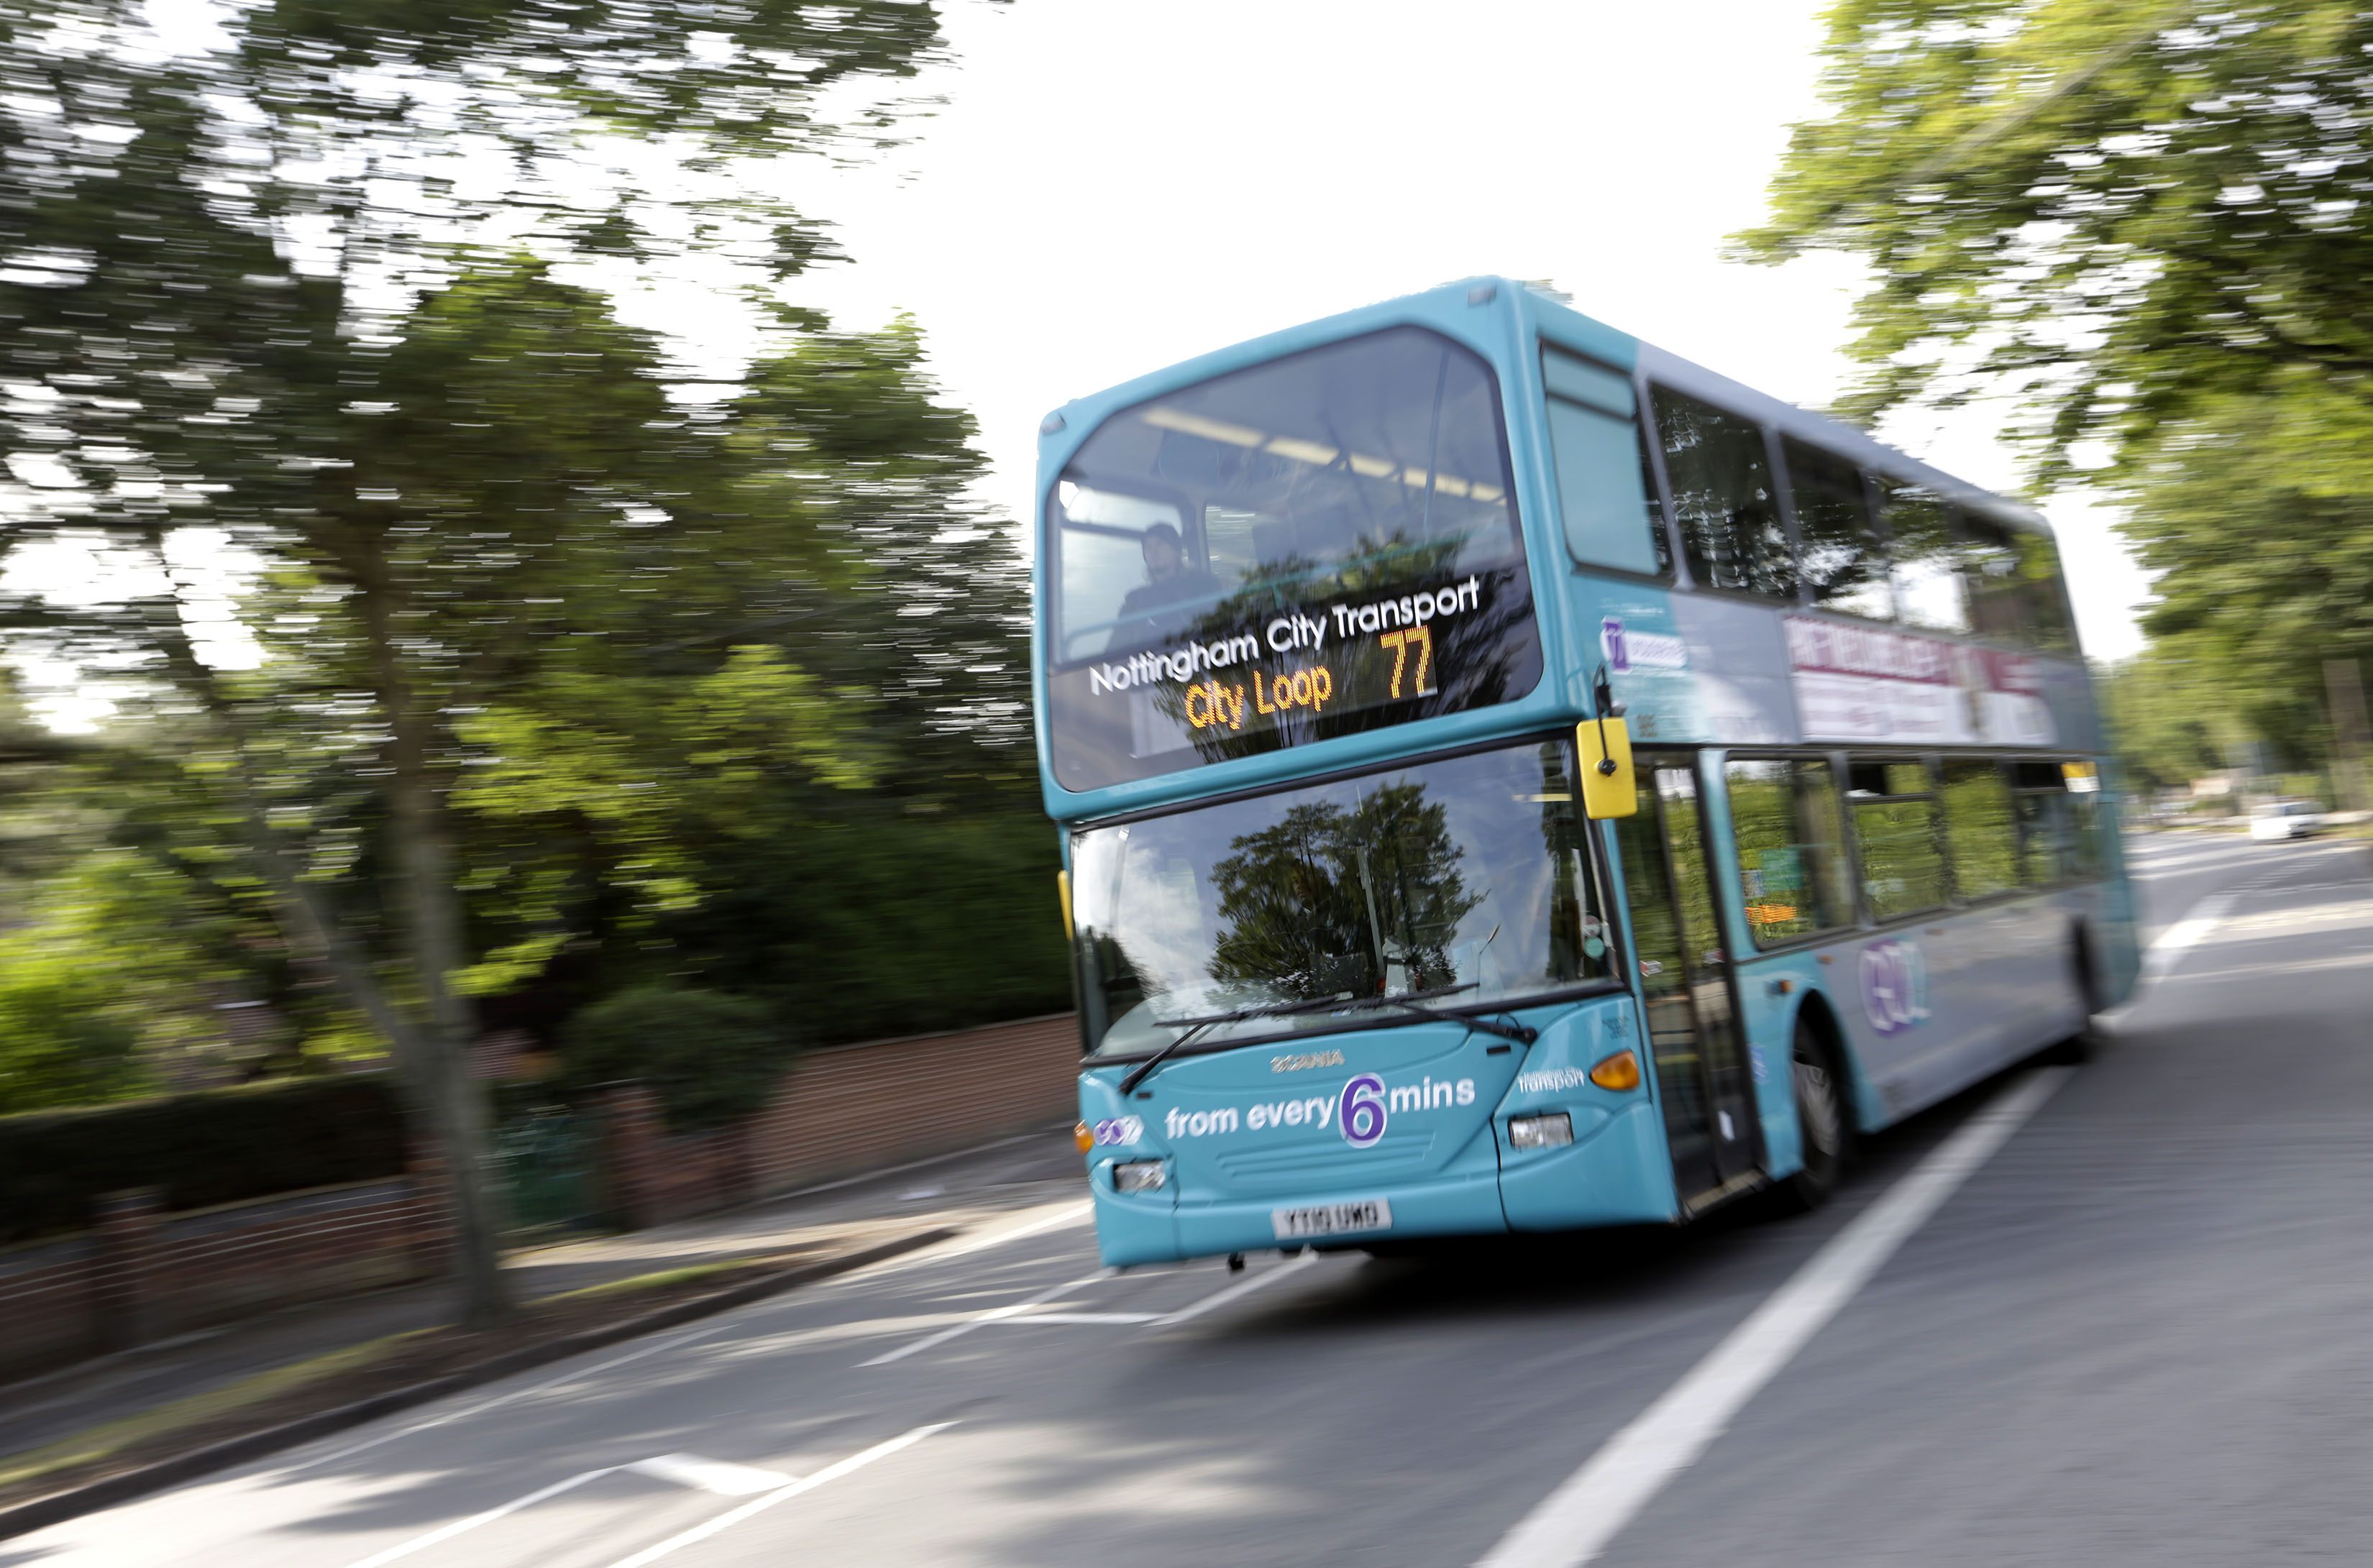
[1207,1130,1437,1194]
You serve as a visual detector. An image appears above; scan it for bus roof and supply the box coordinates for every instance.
[1041,275,2055,542]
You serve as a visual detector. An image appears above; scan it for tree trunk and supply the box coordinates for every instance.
[383,743,513,1326]
[357,556,515,1327]
[163,600,513,1326]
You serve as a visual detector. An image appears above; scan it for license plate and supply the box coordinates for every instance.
[1270,1198,1392,1241]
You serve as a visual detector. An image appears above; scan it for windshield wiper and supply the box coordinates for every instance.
[1118,984,1537,1097]
[1117,992,1355,1096]
[1317,984,1539,1045]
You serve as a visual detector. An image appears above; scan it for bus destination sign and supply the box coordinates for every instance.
[1045,564,1541,791]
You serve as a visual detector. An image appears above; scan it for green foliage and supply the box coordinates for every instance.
[0,965,144,1116]
[559,984,792,1133]
[2102,649,2244,792]
[1749,1,2373,777]
[0,1076,406,1244]
[1742,1,2373,476]
[675,806,1071,1046]
[0,842,303,1109]
[2111,388,2373,771]
[0,0,1056,1127]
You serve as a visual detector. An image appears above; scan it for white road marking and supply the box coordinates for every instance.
[600,1423,954,1568]
[339,1467,614,1568]
[996,1311,1161,1325]
[1150,1252,1320,1327]
[1475,1068,2070,1568]
[335,1451,798,1567]
[862,1270,1110,1366]
[626,1453,794,1496]
[2142,892,2234,976]
[291,1201,1088,1474]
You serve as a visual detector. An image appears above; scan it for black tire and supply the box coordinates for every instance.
[1778,1018,1850,1212]
[2042,927,2102,1065]
[2041,1026,2096,1066]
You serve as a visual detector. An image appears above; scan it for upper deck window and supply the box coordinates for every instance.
[1043,328,1542,792]
[1880,481,1972,635]
[1542,348,1667,577]
[1785,439,1893,622]
[1650,388,1795,602]
[1050,327,1522,665]
[1962,513,2075,656]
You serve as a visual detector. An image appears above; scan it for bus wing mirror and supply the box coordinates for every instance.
[1577,718,1637,820]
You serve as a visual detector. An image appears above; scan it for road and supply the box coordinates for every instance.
[12,828,2370,1568]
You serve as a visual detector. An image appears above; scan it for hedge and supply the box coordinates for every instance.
[0,1075,408,1245]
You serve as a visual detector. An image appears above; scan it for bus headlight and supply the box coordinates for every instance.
[1111,1160,1168,1193]
[1508,1113,1573,1151]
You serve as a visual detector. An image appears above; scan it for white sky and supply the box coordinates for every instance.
[7,0,2153,733]
[755,0,2152,660]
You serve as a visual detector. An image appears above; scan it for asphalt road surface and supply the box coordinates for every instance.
[13,827,2369,1568]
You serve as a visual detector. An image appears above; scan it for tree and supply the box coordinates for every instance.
[2111,387,2373,764]
[2100,650,2235,795]
[1739,1,2373,477]
[1742,2,2373,777]
[0,0,958,1324]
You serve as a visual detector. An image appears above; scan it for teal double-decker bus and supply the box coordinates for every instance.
[1035,279,2137,1267]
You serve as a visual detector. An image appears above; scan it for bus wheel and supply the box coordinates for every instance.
[1780,1020,1850,1212]
[2042,925,2102,1065]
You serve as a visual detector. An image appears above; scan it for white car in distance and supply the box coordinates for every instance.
[2251,799,2324,842]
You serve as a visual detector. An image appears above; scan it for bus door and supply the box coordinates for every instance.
[1613,754,1760,1207]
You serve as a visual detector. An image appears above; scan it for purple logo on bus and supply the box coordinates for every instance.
[1860,939,1930,1036]
[1600,617,1631,674]
[1599,615,1686,672]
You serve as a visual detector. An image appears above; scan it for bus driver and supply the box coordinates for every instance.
[1110,522,1221,648]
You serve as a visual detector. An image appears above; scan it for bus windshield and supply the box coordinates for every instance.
[1070,739,1614,1058]
[1043,326,1542,791]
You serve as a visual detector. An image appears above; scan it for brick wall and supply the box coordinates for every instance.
[746,1012,1081,1194]
[142,1182,425,1330]
[0,1014,1085,1377]
[0,1236,96,1377]
[0,1175,443,1384]
[603,1012,1082,1227]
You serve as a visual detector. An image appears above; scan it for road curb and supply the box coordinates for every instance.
[0,1224,957,1544]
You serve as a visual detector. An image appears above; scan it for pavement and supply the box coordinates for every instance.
[8,827,2370,1567]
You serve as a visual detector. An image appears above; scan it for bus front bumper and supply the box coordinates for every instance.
[1088,1102,1675,1267]
[1091,1169,1509,1268]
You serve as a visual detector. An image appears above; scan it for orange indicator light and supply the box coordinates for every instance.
[1588,1049,1642,1092]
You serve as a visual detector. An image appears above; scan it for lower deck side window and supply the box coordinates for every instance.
[1942,759,2018,900]
[2011,759,2103,884]
[1848,758,1947,920]
[1726,756,1854,945]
